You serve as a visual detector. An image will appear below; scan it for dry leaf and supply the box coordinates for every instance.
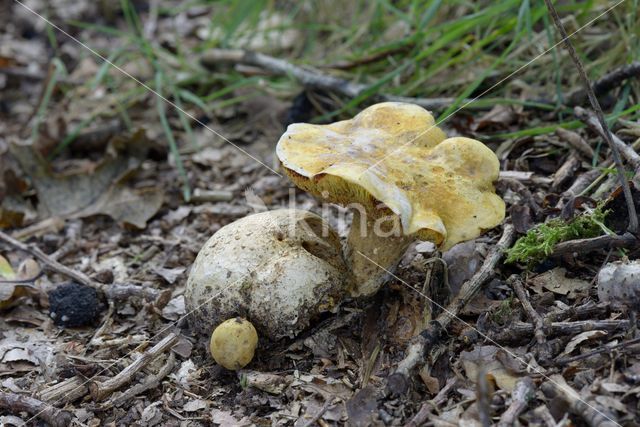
[531,267,591,298]
[472,105,516,131]
[241,370,291,394]
[183,399,208,412]
[460,346,521,392]
[9,130,163,228]
[560,330,608,357]
[210,408,252,426]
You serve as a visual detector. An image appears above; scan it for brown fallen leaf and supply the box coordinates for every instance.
[460,346,521,392]
[530,267,591,298]
[9,129,163,228]
[559,330,608,358]
[472,104,516,131]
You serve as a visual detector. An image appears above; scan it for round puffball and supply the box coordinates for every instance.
[210,318,258,370]
[185,209,348,341]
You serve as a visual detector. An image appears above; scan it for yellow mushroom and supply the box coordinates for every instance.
[276,102,505,297]
[210,317,259,370]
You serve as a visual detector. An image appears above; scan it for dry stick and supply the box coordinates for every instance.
[552,153,581,192]
[387,225,515,394]
[200,49,466,111]
[0,230,160,301]
[541,374,618,427]
[555,336,640,365]
[108,352,176,408]
[508,276,546,347]
[552,232,638,256]
[38,376,89,405]
[89,332,178,401]
[546,300,609,323]
[300,398,335,427]
[568,61,640,106]
[404,378,457,427]
[532,404,558,427]
[544,0,638,234]
[497,377,535,427]
[490,319,629,344]
[575,106,640,173]
[0,391,73,427]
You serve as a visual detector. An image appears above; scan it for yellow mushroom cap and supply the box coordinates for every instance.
[276,102,505,250]
[210,317,258,370]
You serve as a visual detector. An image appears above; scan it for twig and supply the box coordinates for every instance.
[552,232,638,256]
[476,369,493,427]
[546,301,609,323]
[490,319,629,343]
[574,106,640,173]
[497,377,535,427]
[0,391,73,427]
[200,49,470,111]
[387,225,515,394]
[552,153,581,192]
[89,333,178,401]
[0,230,160,301]
[508,276,547,347]
[544,0,638,234]
[404,378,456,427]
[0,230,95,286]
[0,66,79,84]
[108,352,176,408]
[555,336,640,365]
[532,404,558,427]
[568,61,640,106]
[38,376,89,405]
[322,45,412,70]
[541,374,618,427]
[301,398,335,427]
[563,169,602,199]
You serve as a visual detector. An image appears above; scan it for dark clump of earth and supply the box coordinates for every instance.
[48,282,101,327]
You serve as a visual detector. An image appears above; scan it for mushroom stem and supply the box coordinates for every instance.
[345,209,413,297]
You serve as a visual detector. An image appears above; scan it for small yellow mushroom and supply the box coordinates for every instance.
[210,317,258,370]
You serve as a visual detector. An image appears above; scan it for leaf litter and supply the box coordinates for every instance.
[1,1,640,426]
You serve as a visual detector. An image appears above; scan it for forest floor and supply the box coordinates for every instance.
[1,0,640,426]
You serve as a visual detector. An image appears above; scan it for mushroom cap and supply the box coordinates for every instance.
[185,209,349,341]
[210,317,258,370]
[276,102,505,250]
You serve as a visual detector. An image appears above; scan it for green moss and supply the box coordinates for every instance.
[505,206,610,267]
